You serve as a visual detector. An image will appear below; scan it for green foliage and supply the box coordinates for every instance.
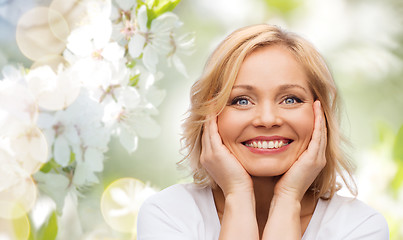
[40,158,61,173]
[37,211,58,240]
[388,213,402,240]
[391,124,403,194]
[130,73,141,87]
[376,121,395,147]
[146,0,181,26]
[12,214,30,240]
[126,59,137,69]
[263,0,302,15]
[393,124,403,162]
[28,211,58,240]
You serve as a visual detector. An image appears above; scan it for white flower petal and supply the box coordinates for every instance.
[136,5,148,32]
[0,149,24,191]
[119,128,138,153]
[34,172,70,211]
[26,65,58,91]
[119,87,140,109]
[172,54,188,78]
[28,67,81,111]
[102,42,125,62]
[84,148,104,172]
[110,5,120,21]
[92,17,112,49]
[142,45,159,73]
[36,112,56,130]
[0,79,37,132]
[12,126,48,174]
[176,33,196,52]
[128,34,146,58]
[102,101,123,126]
[146,86,166,107]
[53,137,70,167]
[115,0,136,11]
[151,12,179,33]
[133,115,160,139]
[66,26,93,57]
[63,126,80,146]
[73,162,99,185]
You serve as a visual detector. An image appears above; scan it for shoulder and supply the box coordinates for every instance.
[137,183,217,239]
[138,183,209,218]
[325,194,387,224]
[139,183,211,213]
[316,194,389,239]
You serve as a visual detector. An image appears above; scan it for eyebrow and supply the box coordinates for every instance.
[232,84,308,93]
[278,84,308,93]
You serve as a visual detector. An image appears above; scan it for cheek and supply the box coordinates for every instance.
[293,107,315,142]
[217,109,245,145]
[217,111,234,144]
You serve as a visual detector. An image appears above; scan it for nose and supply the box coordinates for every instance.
[251,103,283,128]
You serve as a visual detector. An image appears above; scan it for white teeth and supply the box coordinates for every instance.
[245,140,289,149]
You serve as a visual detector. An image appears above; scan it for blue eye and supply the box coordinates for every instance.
[237,99,249,105]
[285,98,296,104]
[230,97,250,106]
[283,96,302,104]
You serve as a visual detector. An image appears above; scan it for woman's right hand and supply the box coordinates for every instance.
[202,116,259,239]
[200,115,253,197]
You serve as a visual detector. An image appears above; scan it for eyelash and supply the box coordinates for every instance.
[281,95,303,104]
[229,95,303,106]
[230,96,251,106]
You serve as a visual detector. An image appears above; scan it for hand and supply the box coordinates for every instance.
[273,100,327,201]
[200,115,253,197]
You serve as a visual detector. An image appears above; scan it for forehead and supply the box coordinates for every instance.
[234,45,310,89]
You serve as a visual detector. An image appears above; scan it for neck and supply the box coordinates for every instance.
[212,176,317,237]
[251,176,276,236]
[212,176,277,234]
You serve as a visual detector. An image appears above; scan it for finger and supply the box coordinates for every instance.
[316,101,327,157]
[306,101,322,154]
[208,115,224,149]
[201,116,212,157]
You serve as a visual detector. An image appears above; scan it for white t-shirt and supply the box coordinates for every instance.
[137,183,389,240]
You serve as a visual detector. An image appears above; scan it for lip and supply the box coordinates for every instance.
[242,135,293,154]
[243,135,292,142]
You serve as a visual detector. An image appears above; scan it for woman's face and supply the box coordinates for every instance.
[217,45,315,177]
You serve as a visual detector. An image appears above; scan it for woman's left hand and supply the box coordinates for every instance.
[273,100,327,201]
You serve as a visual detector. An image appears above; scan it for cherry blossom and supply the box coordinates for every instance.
[1,0,192,236]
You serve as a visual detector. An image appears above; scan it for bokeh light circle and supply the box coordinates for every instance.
[0,210,30,240]
[101,178,155,234]
[26,65,81,111]
[31,54,67,72]
[0,176,38,219]
[16,7,68,61]
[12,126,48,174]
[49,0,91,31]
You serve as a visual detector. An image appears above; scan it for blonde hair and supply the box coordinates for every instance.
[179,24,356,200]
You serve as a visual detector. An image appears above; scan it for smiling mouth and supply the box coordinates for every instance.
[243,139,293,149]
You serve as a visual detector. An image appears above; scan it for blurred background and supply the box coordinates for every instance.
[1,0,402,238]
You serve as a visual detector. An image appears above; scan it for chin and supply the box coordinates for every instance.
[240,156,294,177]
[245,166,290,177]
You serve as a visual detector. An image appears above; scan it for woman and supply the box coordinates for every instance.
[137,24,389,239]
